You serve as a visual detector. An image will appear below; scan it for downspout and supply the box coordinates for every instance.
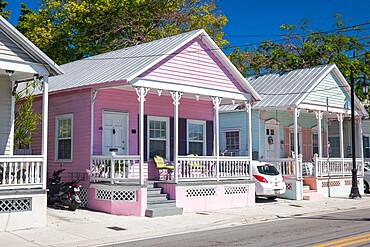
[41,75,49,189]
[90,89,98,183]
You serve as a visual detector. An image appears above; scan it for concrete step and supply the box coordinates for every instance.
[147,200,177,208]
[147,194,168,202]
[303,191,324,201]
[146,182,155,189]
[147,188,162,195]
[145,207,184,217]
[303,185,311,193]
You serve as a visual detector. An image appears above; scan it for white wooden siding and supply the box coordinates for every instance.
[0,30,36,63]
[302,72,347,109]
[0,75,12,155]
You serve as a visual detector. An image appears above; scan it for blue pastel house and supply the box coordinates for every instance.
[220,64,368,200]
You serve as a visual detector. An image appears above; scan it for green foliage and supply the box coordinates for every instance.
[0,0,10,19]
[228,16,369,80]
[14,81,42,149]
[16,0,228,64]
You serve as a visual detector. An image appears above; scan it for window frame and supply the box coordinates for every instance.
[55,114,73,162]
[222,128,241,155]
[311,125,319,157]
[364,135,370,158]
[289,125,302,155]
[187,119,206,155]
[147,116,170,160]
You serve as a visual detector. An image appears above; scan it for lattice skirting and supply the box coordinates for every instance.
[186,187,216,198]
[96,189,136,201]
[224,186,248,195]
[0,197,32,213]
[79,188,88,208]
[345,180,360,186]
[285,182,293,190]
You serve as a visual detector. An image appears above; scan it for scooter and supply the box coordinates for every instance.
[47,169,82,211]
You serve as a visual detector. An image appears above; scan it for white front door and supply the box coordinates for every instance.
[265,126,278,159]
[102,111,128,155]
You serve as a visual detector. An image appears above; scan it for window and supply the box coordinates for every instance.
[187,120,206,155]
[289,125,302,155]
[56,114,73,161]
[148,116,169,159]
[312,133,319,155]
[225,131,240,154]
[364,136,370,158]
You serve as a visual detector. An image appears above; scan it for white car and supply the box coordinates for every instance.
[251,161,286,199]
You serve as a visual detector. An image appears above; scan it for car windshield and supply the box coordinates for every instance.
[257,165,279,175]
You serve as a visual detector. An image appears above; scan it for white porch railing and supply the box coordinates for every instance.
[90,155,141,183]
[178,156,251,181]
[315,157,363,177]
[0,155,44,190]
[260,157,303,179]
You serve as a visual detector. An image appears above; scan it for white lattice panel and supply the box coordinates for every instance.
[0,198,31,213]
[186,187,216,198]
[79,188,88,208]
[224,186,248,195]
[96,189,136,201]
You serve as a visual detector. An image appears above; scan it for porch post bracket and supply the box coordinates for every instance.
[134,86,150,102]
[170,91,183,105]
[244,100,251,113]
[296,108,301,118]
[211,96,222,108]
[92,89,98,104]
[336,113,344,122]
[314,111,323,120]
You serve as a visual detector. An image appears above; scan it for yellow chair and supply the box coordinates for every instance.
[153,155,174,180]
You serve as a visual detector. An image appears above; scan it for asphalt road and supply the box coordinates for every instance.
[101,208,370,247]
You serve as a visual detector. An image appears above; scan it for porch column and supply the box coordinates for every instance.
[41,76,49,189]
[315,111,323,158]
[10,80,16,155]
[294,108,300,179]
[337,113,344,159]
[90,89,98,181]
[211,96,222,181]
[246,101,253,179]
[135,86,149,185]
[170,91,182,183]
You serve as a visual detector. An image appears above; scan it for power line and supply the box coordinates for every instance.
[81,22,370,61]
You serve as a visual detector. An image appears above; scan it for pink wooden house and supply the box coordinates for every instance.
[32,29,261,216]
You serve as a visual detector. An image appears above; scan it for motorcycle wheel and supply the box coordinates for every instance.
[69,200,79,211]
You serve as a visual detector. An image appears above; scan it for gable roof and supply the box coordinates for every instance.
[247,64,368,116]
[0,16,63,77]
[47,29,261,101]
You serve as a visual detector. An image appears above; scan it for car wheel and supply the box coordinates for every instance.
[364,181,369,193]
[267,196,277,200]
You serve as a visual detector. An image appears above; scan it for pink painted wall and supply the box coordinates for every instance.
[176,183,255,213]
[88,187,147,216]
[33,89,92,187]
[93,88,214,155]
[140,37,244,93]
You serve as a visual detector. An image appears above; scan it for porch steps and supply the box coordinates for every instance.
[303,185,324,201]
[145,182,183,217]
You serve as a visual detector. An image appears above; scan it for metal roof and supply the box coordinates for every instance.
[248,64,333,109]
[219,103,245,113]
[48,29,202,93]
[45,29,261,102]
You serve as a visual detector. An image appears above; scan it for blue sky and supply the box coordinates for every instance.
[7,0,370,50]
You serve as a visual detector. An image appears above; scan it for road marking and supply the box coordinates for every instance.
[313,233,370,247]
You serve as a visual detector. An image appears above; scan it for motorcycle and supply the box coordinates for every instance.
[47,169,82,211]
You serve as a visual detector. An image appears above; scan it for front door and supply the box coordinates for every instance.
[265,126,278,159]
[102,111,128,155]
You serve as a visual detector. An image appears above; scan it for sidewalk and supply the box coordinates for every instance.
[2,196,370,247]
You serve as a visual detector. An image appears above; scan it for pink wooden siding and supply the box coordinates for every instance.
[93,88,214,155]
[33,89,92,187]
[140,37,244,93]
